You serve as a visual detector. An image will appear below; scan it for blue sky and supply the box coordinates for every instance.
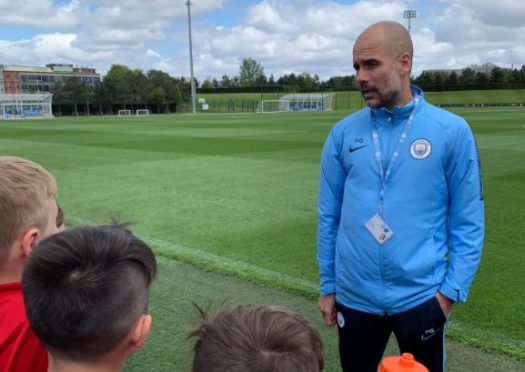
[0,0,524,80]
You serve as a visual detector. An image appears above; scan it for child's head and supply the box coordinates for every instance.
[22,224,157,364]
[0,156,58,263]
[189,305,324,372]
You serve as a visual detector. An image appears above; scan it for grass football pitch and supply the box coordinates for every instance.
[1,107,524,370]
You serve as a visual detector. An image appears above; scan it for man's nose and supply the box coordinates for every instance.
[356,69,368,85]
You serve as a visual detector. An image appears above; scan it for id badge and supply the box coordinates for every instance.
[365,214,394,244]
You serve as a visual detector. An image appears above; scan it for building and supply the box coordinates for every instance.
[0,63,100,94]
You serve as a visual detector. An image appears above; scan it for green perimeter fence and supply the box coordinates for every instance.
[47,89,525,116]
[195,91,362,113]
[190,89,525,114]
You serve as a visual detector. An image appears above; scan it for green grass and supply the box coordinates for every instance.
[425,89,525,105]
[124,256,525,371]
[1,106,524,368]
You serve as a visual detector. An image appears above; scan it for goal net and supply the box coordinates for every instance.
[256,100,290,113]
[118,109,132,116]
[0,93,53,119]
[135,109,150,116]
[280,93,334,112]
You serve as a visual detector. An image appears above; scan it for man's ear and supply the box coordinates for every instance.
[129,314,152,350]
[20,228,41,257]
[398,52,412,76]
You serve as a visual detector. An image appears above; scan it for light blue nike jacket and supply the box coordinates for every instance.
[317,86,484,315]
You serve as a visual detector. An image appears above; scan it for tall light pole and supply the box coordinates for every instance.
[186,0,196,113]
[403,10,417,33]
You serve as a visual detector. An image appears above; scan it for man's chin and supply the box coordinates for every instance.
[364,98,381,108]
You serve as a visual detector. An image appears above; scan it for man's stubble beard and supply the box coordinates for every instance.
[364,68,403,109]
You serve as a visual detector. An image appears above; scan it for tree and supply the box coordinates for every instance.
[92,82,105,114]
[509,68,522,83]
[268,74,276,86]
[130,69,149,109]
[278,73,299,88]
[171,85,183,112]
[103,64,133,109]
[64,77,83,116]
[239,58,265,87]
[413,71,433,88]
[490,66,504,83]
[323,75,355,90]
[298,72,318,90]
[201,78,214,89]
[78,82,93,115]
[460,67,475,86]
[147,70,177,113]
[150,86,166,113]
[220,75,232,88]
[474,72,489,88]
[433,72,446,90]
[446,71,459,89]
[51,80,66,116]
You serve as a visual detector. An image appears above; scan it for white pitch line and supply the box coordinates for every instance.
[68,215,318,294]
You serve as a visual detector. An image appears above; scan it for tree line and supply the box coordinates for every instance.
[202,59,525,92]
[413,65,525,91]
[52,64,190,116]
[51,59,525,116]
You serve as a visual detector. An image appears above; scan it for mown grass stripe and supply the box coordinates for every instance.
[68,215,318,298]
[68,215,524,361]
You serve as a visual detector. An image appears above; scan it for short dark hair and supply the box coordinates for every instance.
[22,224,157,362]
[189,305,324,372]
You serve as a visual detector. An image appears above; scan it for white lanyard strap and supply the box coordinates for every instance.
[371,97,419,213]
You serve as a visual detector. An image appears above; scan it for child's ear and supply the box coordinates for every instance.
[20,228,41,257]
[130,314,152,350]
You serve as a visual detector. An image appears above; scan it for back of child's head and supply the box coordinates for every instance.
[22,224,157,362]
[189,305,324,372]
[0,156,57,258]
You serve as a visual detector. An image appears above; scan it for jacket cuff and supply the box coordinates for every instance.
[320,280,336,296]
[439,279,462,303]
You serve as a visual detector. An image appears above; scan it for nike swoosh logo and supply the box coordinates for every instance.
[421,327,441,341]
[349,145,368,153]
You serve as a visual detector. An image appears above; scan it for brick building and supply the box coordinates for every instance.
[0,63,100,94]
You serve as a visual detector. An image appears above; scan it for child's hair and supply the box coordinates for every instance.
[22,224,157,362]
[189,304,324,372]
[0,156,57,259]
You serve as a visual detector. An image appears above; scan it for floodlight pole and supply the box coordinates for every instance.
[403,10,417,33]
[186,0,196,114]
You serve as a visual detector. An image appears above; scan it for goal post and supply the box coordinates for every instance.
[117,109,131,116]
[0,93,53,119]
[281,93,334,112]
[135,109,150,116]
[256,100,290,113]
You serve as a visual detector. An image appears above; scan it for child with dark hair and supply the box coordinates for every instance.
[189,305,324,372]
[22,225,157,372]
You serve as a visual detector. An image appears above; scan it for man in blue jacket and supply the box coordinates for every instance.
[317,21,484,372]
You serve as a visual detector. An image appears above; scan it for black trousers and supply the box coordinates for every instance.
[336,297,447,372]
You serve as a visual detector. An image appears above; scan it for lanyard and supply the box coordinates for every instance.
[371,97,419,214]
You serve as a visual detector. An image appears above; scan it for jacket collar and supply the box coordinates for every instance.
[370,85,424,121]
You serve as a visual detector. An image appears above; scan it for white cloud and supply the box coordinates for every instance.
[0,1,523,79]
[448,0,525,28]
[0,0,82,28]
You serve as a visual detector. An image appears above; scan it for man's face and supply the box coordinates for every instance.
[353,34,403,110]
